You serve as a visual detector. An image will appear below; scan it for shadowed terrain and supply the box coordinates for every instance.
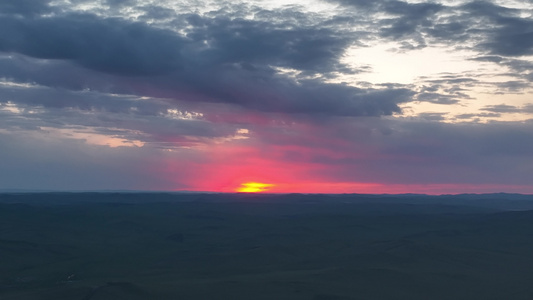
[1,193,533,299]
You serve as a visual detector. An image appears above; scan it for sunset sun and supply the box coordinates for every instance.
[236,182,275,193]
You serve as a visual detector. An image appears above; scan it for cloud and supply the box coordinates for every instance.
[454,112,501,120]
[106,0,137,8]
[0,79,245,149]
[182,14,354,73]
[0,7,415,117]
[439,1,533,57]
[0,14,185,76]
[332,0,533,58]
[378,1,444,41]
[0,0,53,17]
[2,1,532,119]
[3,0,531,119]
[462,2,533,57]
[330,0,443,41]
[481,104,533,114]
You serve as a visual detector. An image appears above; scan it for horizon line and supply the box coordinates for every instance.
[1,189,532,197]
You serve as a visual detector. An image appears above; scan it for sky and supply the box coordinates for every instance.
[1,0,533,194]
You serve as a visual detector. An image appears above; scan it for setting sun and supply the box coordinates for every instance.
[236,182,275,193]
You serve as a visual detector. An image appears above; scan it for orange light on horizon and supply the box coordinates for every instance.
[236,182,275,193]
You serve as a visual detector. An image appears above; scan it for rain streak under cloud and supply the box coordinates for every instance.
[1,0,533,193]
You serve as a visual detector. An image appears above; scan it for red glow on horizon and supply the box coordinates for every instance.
[178,180,533,195]
[158,137,533,195]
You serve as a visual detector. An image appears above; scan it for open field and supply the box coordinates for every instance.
[1,193,533,299]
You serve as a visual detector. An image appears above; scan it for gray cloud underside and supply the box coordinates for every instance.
[0,1,532,158]
[332,0,533,54]
[0,1,531,107]
[0,0,533,120]
[2,0,531,120]
[0,8,413,117]
[0,1,531,143]
[0,82,246,147]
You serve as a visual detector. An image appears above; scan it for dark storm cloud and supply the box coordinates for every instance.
[0,0,53,16]
[184,15,352,73]
[151,64,413,116]
[0,7,413,117]
[1,0,531,120]
[4,7,352,74]
[0,14,185,76]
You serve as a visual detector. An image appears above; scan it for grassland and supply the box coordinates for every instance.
[1,193,533,299]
